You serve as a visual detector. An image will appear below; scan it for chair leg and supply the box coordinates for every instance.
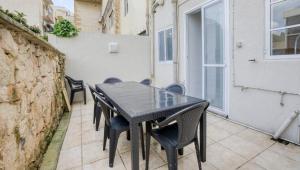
[93,103,96,124]
[70,91,75,105]
[109,129,120,167]
[178,148,184,155]
[166,147,178,170]
[95,107,101,131]
[83,88,86,104]
[103,124,109,150]
[126,130,130,140]
[194,137,202,170]
[145,122,151,170]
[140,125,145,160]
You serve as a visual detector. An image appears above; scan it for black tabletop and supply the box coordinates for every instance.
[96,82,205,123]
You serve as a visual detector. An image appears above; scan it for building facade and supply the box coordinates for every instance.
[101,0,149,35]
[0,0,54,33]
[151,0,300,144]
[74,0,102,32]
[52,6,74,23]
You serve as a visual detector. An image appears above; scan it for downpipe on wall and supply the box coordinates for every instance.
[150,0,164,79]
[273,110,300,140]
[172,0,179,83]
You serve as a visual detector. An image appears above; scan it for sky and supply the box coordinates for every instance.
[53,0,74,12]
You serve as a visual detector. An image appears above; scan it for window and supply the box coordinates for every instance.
[158,28,173,62]
[267,0,300,59]
[124,0,128,16]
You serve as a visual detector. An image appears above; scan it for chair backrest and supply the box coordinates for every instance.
[165,83,185,95]
[94,91,113,126]
[103,77,122,84]
[140,79,152,86]
[65,76,74,89]
[87,84,97,102]
[158,102,209,148]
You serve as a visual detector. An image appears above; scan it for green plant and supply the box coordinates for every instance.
[52,19,79,37]
[29,25,41,34]
[0,6,29,28]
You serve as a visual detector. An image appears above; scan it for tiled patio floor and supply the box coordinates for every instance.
[57,101,300,170]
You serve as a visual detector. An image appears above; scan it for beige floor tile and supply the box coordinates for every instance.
[238,162,266,170]
[82,141,109,164]
[57,146,82,170]
[82,128,103,145]
[213,119,247,134]
[116,133,132,154]
[72,103,82,111]
[207,143,247,170]
[82,114,93,124]
[82,121,95,132]
[151,141,194,162]
[83,152,126,170]
[237,128,274,149]
[156,153,217,170]
[252,150,300,170]
[120,149,166,170]
[71,110,82,118]
[268,143,300,161]
[207,113,224,124]
[207,124,232,141]
[219,135,266,159]
[61,131,81,151]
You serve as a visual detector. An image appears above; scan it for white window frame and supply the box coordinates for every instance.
[265,0,300,60]
[157,27,173,63]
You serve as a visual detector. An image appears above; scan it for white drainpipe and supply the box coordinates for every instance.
[172,0,179,82]
[150,0,164,79]
[273,110,300,140]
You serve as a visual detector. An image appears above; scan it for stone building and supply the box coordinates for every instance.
[0,0,54,33]
[74,0,102,32]
[52,6,74,24]
[100,0,149,35]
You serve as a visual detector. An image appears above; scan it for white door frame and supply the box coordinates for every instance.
[183,0,230,116]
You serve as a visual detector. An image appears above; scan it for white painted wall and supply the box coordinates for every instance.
[153,0,300,144]
[120,0,147,35]
[49,32,151,100]
[0,0,43,30]
[153,0,175,87]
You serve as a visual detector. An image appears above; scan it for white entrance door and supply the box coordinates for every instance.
[202,0,226,112]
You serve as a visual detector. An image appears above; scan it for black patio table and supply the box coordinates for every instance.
[96,82,207,170]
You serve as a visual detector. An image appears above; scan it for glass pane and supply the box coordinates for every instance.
[271,0,300,29]
[204,0,224,64]
[204,67,224,110]
[166,29,173,61]
[158,31,165,61]
[271,26,300,55]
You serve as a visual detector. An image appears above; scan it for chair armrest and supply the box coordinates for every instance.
[157,103,206,128]
[94,92,119,113]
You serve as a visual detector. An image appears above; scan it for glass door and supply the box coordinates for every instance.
[202,0,225,111]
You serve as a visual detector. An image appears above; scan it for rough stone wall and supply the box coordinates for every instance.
[0,17,65,169]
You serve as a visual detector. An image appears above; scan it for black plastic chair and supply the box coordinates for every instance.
[145,102,209,170]
[103,77,122,84]
[140,79,152,86]
[65,75,86,105]
[94,92,145,167]
[87,84,102,131]
[165,83,185,95]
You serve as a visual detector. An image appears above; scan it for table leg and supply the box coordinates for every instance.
[200,111,207,162]
[130,122,140,170]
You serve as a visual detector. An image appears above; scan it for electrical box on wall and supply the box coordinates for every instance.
[108,42,119,53]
